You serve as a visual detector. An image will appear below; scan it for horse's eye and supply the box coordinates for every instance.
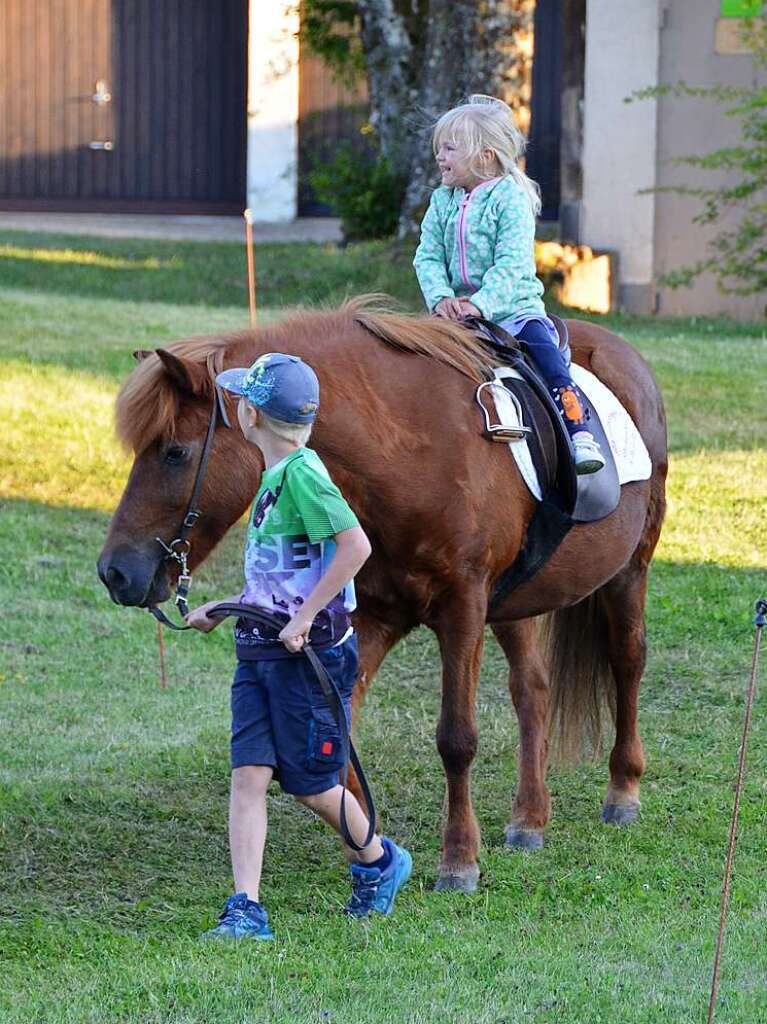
[164,444,188,464]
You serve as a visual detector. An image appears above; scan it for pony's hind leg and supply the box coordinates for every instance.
[432,594,487,892]
[491,619,551,850]
[598,564,649,825]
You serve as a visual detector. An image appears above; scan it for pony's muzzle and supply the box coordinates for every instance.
[97,544,169,607]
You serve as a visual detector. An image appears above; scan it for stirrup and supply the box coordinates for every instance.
[475,381,532,443]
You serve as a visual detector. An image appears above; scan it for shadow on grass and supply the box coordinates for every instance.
[2,232,764,461]
[0,230,423,311]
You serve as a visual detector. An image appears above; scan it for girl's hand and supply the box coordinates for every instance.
[457,299,482,319]
[434,297,464,320]
[279,611,315,652]
[185,600,224,633]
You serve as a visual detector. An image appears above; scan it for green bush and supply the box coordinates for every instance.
[309,144,407,242]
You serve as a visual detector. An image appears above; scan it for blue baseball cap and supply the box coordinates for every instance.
[216,353,320,424]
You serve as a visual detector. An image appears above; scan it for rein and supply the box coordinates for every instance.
[212,603,375,853]
[146,385,376,853]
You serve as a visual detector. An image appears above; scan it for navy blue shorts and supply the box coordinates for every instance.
[230,635,358,796]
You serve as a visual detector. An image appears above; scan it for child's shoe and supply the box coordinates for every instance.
[203,892,275,940]
[345,837,412,918]
[572,431,605,475]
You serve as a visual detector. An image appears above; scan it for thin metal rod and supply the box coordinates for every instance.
[706,608,764,1023]
[243,208,257,328]
[157,617,168,689]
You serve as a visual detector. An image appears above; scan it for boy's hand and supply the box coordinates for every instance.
[185,600,224,633]
[434,297,464,320]
[279,611,315,652]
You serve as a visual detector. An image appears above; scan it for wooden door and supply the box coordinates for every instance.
[527,0,563,222]
[110,0,246,209]
[0,0,114,204]
[297,48,368,216]
[0,0,247,211]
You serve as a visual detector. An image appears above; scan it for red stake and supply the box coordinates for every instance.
[244,208,257,328]
[157,618,168,689]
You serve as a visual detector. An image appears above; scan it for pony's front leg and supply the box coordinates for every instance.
[432,596,486,892]
[345,610,411,811]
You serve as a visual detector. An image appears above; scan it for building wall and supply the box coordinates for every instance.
[582,0,765,319]
[654,0,765,319]
[247,0,298,222]
[581,0,663,314]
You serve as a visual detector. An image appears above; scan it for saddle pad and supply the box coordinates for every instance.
[489,364,652,503]
[570,364,652,482]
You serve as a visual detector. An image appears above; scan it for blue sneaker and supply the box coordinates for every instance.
[345,837,412,918]
[203,892,275,940]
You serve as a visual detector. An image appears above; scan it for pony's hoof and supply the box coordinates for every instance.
[505,825,544,851]
[434,864,479,893]
[601,802,639,826]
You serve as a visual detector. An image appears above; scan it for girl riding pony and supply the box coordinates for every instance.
[413,94,604,475]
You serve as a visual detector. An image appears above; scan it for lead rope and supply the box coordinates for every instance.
[706,598,766,1024]
[211,604,376,853]
[149,600,377,853]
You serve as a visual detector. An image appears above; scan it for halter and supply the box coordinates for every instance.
[149,380,231,629]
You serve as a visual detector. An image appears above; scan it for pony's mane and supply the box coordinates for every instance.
[344,294,491,382]
[115,334,234,453]
[116,295,491,453]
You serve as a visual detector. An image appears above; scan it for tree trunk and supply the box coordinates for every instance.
[356,0,416,175]
[395,0,535,239]
[397,0,483,239]
[351,0,535,238]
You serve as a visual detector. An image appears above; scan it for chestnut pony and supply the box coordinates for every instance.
[98,297,667,891]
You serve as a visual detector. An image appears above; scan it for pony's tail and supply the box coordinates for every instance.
[540,592,616,764]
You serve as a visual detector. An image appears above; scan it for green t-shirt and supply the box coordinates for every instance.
[235,447,360,659]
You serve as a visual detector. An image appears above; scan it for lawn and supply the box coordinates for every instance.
[1,230,766,1024]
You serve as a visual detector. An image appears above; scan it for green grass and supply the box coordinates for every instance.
[1,230,766,1023]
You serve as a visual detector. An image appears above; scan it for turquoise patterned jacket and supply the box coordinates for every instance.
[413,175,545,322]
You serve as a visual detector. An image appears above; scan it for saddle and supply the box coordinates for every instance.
[467,317,621,605]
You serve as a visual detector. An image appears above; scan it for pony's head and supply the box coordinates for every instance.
[97,298,491,612]
[97,336,260,609]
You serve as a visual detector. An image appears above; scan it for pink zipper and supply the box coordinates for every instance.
[457,191,474,288]
[456,177,503,290]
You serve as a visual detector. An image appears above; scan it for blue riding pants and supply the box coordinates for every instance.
[510,318,590,435]
[515,319,574,392]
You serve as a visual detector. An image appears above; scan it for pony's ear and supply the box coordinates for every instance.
[132,349,153,362]
[155,349,211,396]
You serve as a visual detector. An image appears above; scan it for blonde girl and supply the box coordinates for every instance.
[413,95,604,475]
